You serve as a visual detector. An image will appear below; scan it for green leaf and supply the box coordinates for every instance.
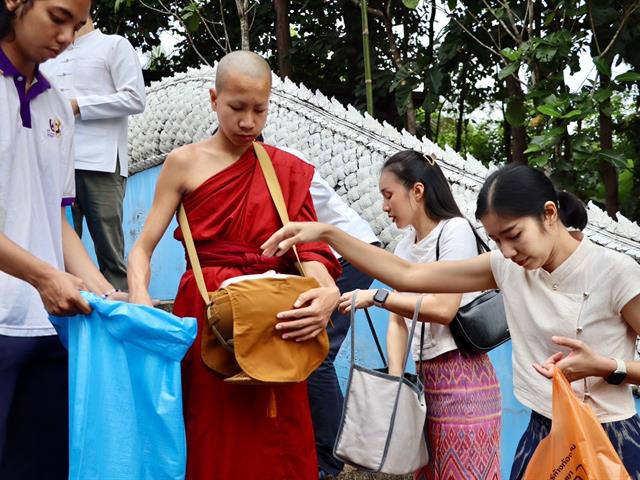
[561,109,582,119]
[402,0,420,8]
[593,87,613,103]
[505,99,527,126]
[537,105,561,117]
[614,71,640,82]
[593,56,611,78]
[524,144,544,154]
[534,46,557,63]
[529,155,550,167]
[598,150,628,170]
[500,48,519,62]
[447,0,457,10]
[543,10,556,26]
[498,62,519,80]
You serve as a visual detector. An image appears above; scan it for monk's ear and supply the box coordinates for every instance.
[209,88,218,111]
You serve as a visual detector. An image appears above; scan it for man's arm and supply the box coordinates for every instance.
[0,231,90,315]
[61,209,115,296]
[72,38,145,119]
[127,149,187,305]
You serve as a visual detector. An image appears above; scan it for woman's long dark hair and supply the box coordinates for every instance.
[475,163,588,230]
[382,150,464,221]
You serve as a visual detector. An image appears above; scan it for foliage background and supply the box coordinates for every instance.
[96,0,640,223]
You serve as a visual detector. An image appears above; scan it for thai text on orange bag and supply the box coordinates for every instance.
[523,368,631,480]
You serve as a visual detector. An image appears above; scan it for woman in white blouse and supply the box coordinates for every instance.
[262,162,640,479]
[338,150,501,480]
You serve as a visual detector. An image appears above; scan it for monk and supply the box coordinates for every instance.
[127,51,341,479]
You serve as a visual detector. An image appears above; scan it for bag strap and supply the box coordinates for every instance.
[253,142,306,276]
[179,204,210,307]
[363,308,387,368]
[349,292,422,373]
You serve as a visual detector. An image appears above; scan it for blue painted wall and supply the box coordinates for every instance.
[75,165,639,479]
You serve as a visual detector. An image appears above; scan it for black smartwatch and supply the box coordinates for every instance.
[372,288,390,307]
[605,358,627,385]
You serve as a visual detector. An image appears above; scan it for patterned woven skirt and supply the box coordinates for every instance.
[415,349,501,480]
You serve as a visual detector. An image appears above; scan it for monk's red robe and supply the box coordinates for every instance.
[172,144,341,480]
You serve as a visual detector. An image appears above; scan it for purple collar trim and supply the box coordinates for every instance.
[0,48,51,129]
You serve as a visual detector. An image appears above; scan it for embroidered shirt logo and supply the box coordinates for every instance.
[47,117,63,138]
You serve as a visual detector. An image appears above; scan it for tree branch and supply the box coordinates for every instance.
[599,3,640,59]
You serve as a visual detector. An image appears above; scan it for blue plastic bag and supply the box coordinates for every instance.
[50,293,197,480]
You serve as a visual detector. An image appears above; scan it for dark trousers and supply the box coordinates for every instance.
[307,256,375,475]
[0,335,68,480]
[72,161,127,291]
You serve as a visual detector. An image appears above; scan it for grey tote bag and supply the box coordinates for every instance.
[333,293,429,474]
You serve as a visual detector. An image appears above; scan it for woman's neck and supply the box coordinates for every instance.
[413,215,438,243]
[543,228,582,272]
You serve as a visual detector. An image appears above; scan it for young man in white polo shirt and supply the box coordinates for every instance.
[41,14,146,291]
[0,1,123,478]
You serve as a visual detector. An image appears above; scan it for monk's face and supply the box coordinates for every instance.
[210,74,270,147]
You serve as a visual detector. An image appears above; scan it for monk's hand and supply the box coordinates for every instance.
[532,336,615,382]
[128,289,154,307]
[108,290,130,302]
[338,289,375,314]
[34,269,91,316]
[275,285,340,342]
[261,222,330,257]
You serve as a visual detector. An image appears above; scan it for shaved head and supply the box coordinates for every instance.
[215,50,272,93]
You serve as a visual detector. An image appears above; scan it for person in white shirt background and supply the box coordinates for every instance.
[261,162,640,480]
[42,14,145,291]
[0,0,126,478]
[277,145,380,479]
[337,150,501,480]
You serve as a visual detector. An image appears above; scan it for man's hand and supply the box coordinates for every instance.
[532,336,616,382]
[128,289,154,307]
[275,285,340,342]
[70,98,80,116]
[338,289,375,314]
[33,269,91,316]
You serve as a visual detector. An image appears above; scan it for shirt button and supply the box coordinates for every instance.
[576,326,583,334]
[552,283,558,290]
[17,76,23,81]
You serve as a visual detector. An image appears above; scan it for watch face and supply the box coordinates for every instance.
[607,371,627,385]
[373,289,388,305]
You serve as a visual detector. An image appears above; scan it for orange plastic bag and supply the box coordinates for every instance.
[523,368,631,480]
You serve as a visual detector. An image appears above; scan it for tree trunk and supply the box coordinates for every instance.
[423,0,437,139]
[235,0,251,50]
[273,0,292,78]
[506,75,526,163]
[434,104,443,143]
[455,63,467,152]
[360,0,374,116]
[504,116,513,163]
[405,96,417,134]
[599,106,619,218]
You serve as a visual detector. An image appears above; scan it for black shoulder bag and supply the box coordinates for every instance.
[435,221,510,355]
